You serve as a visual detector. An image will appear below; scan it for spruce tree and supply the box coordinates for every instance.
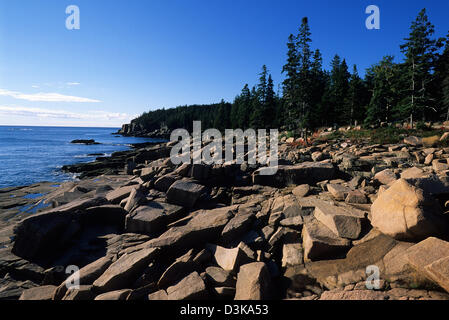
[282,34,299,131]
[399,8,443,125]
[347,65,368,126]
[366,56,399,125]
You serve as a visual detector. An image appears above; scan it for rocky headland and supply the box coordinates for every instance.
[2,127,449,301]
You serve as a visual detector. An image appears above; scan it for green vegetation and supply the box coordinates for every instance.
[315,126,447,145]
[130,9,449,137]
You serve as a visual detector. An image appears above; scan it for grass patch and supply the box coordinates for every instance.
[314,127,448,145]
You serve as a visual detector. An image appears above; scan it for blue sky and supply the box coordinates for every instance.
[0,0,448,127]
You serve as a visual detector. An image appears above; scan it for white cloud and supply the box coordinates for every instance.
[31,85,40,89]
[66,82,81,86]
[0,105,130,121]
[0,88,101,103]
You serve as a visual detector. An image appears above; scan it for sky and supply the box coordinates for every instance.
[0,0,448,127]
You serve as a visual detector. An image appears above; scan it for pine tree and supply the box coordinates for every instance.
[399,8,444,125]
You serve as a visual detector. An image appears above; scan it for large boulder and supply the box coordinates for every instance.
[125,201,184,236]
[302,219,351,262]
[252,162,335,187]
[12,197,107,261]
[370,179,447,241]
[234,262,272,300]
[313,201,365,240]
[166,180,206,208]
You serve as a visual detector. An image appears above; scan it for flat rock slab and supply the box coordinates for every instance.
[166,180,206,208]
[425,256,449,293]
[62,285,95,300]
[93,248,159,292]
[54,256,112,300]
[125,201,184,235]
[106,186,136,204]
[406,237,449,293]
[95,289,132,300]
[166,272,207,300]
[320,290,388,300]
[302,218,351,262]
[314,201,363,239]
[144,207,233,250]
[253,162,335,187]
[19,285,57,300]
[327,184,351,201]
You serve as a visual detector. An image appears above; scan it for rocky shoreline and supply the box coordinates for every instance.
[1,130,449,300]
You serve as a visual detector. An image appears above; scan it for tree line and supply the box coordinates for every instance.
[131,9,449,135]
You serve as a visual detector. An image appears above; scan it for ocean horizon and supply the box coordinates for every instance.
[0,126,156,189]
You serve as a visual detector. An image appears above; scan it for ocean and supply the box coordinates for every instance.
[0,126,159,189]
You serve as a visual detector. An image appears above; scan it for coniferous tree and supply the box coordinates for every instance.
[309,49,328,128]
[347,65,368,126]
[398,8,444,125]
[434,33,449,120]
[366,56,399,125]
[282,34,299,130]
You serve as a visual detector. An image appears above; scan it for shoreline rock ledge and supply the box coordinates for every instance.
[2,133,449,301]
